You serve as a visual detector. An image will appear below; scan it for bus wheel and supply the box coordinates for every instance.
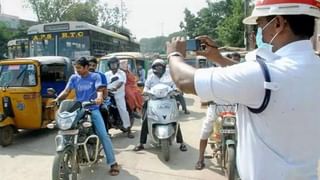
[0,126,14,147]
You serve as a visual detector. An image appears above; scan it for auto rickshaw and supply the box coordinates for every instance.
[0,56,74,146]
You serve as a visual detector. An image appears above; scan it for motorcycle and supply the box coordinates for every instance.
[47,100,102,180]
[208,104,238,180]
[100,76,135,135]
[144,83,179,161]
[100,89,134,133]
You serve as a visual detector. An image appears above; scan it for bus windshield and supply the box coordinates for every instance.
[58,34,90,59]
[30,39,55,57]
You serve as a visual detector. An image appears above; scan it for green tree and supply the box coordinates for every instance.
[217,0,245,47]
[100,2,128,29]
[26,0,75,23]
[140,36,167,54]
[61,0,99,25]
[0,23,16,58]
[181,0,245,47]
[180,0,231,41]
[180,8,198,38]
[139,31,187,54]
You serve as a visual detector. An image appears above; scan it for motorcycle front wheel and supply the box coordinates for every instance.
[225,145,236,180]
[52,146,78,180]
[160,138,170,161]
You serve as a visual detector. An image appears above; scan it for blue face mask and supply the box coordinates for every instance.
[255,17,278,52]
[256,27,273,51]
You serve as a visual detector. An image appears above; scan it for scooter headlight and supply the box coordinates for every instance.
[222,116,236,127]
[56,111,77,130]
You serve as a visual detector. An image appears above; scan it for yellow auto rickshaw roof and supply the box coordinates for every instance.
[6,56,71,65]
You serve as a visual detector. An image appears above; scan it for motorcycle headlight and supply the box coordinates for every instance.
[56,111,77,130]
[222,116,236,127]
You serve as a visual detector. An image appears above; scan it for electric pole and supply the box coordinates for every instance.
[244,0,249,50]
[120,0,124,29]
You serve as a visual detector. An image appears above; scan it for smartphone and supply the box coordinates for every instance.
[186,39,201,51]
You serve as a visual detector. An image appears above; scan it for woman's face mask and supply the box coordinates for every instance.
[255,17,280,51]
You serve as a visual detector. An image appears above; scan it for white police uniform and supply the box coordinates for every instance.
[194,40,320,180]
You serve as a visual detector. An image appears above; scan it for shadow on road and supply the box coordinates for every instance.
[0,128,57,156]
[79,164,139,180]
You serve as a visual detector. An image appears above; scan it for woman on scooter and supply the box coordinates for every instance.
[133,59,187,152]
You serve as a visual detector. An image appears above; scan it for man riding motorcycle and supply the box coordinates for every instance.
[104,56,134,138]
[133,59,187,151]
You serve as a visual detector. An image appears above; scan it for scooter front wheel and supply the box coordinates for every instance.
[160,138,170,161]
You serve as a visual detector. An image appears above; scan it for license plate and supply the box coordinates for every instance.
[220,129,236,134]
[59,129,79,135]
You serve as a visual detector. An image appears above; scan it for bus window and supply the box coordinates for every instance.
[58,35,90,59]
[27,22,139,59]
[7,39,29,59]
[30,39,55,57]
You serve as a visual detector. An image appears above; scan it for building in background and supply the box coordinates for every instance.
[0,13,37,30]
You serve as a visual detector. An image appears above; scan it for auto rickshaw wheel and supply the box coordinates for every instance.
[0,126,14,147]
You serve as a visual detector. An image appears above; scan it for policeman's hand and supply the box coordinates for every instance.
[196,35,222,62]
[166,36,186,57]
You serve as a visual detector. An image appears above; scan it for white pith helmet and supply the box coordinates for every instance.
[243,0,320,25]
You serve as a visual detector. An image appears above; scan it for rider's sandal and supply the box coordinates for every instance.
[179,144,188,152]
[195,160,205,170]
[133,144,144,151]
[109,163,120,176]
[127,132,135,139]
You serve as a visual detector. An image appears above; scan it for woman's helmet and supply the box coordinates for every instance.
[243,0,320,25]
[107,56,119,70]
[151,59,166,69]
[151,59,166,75]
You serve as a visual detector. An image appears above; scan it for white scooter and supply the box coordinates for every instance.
[144,83,179,161]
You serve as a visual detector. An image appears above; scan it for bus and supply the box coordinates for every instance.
[27,21,140,60]
[7,38,29,59]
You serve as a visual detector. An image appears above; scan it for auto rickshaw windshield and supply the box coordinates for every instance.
[0,64,37,87]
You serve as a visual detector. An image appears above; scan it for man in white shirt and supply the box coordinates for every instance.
[166,0,320,179]
[105,56,134,138]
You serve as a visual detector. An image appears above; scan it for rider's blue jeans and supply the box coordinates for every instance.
[91,109,116,166]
